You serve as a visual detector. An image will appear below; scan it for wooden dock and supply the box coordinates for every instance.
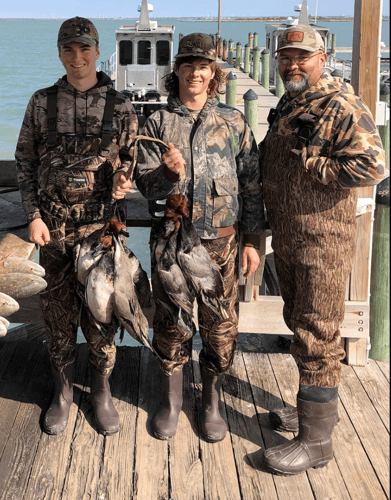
[0,326,389,500]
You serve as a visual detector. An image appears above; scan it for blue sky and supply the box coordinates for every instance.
[0,0,389,19]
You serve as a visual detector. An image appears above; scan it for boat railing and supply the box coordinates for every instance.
[97,52,117,80]
[326,55,352,80]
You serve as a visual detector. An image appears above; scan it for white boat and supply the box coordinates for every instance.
[97,0,175,128]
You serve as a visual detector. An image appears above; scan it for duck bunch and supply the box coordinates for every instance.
[0,255,47,336]
[74,218,155,351]
[151,194,227,336]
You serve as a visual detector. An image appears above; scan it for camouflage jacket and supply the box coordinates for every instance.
[261,73,386,188]
[135,95,264,241]
[15,72,138,221]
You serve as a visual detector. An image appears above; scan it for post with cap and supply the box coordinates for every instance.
[244,44,251,75]
[253,32,258,49]
[226,72,237,108]
[223,39,228,61]
[228,40,234,65]
[252,47,261,83]
[261,49,270,91]
[235,42,242,70]
[248,32,254,49]
[243,89,258,142]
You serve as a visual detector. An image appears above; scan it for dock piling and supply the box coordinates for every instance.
[244,44,251,75]
[235,42,242,70]
[276,71,284,98]
[252,47,261,83]
[226,72,237,107]
[243,89,258,142]
[261,49,270,91]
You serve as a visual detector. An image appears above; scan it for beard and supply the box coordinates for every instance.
[282,70,309,95]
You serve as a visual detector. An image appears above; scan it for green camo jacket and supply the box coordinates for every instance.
[15,72,138,220]
[135,95,265,241]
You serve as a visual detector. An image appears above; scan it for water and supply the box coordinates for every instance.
[1,17,389,348]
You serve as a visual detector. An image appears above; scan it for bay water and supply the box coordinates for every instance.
[0,17,389,347]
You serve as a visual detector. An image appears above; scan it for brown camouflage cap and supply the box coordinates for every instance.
[276,24,325,53]
[175,33,216,61]
[57,16,99,47]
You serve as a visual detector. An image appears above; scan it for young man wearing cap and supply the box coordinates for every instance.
[259,24,385,475]
[136,33,264,442]
[15,17,137,436]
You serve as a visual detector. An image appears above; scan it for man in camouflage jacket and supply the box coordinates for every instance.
[15,17,137,436]
[136,33,265,443]
[259,24,386,476]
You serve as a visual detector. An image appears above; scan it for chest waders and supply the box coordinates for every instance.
[262,96,357,388]
[39,86,119,241]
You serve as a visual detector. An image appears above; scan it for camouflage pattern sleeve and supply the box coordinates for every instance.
[135,113,178,200]
[116,96,139,174]
[305,93,386,189]
[15,94,41,219]
[236,118,265,235]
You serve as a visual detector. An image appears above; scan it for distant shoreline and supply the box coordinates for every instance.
[1,16,389,21]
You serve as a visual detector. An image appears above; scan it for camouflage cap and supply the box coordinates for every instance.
[275,24,325,53]
[175,33,216,61]
[57,16,99,47]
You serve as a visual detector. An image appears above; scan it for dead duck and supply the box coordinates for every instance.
[112,235,155,350]
[174,196,227,320]
[85,248,115,325]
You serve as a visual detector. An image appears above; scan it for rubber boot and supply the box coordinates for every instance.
[43,361,74,435]
[152,369,183,440]
[262,396,338,475]
[269,405,340,432]
[200,365,227,443]
[90,365,120,436]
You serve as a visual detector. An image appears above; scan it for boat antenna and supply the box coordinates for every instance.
[298,0,310,25]
[138,0,151,31]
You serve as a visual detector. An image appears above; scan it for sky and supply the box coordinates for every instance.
[0,0,389,19]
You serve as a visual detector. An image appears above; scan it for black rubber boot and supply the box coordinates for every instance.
[43,361,74,435]
[152,369,183,440]
[200,365,227,443]
[262,396,339,475]
[90,365,120,436]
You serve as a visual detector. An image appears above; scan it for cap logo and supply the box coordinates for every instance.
[287,32,304,42]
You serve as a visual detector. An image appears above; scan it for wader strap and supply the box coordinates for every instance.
[101,88,117,150]
[46,86,58,148]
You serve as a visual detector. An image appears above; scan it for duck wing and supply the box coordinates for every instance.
[123,246,152,309]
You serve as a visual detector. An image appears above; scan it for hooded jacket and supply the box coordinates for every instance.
[135,95,264,242]
[15,71,138,220]
[262,73,386,188]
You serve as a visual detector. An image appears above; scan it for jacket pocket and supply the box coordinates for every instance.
[211,177,240,227]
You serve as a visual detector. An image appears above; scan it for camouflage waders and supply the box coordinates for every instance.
[151,231,239,375]
[262,133,357,388]
[39,216,119,374]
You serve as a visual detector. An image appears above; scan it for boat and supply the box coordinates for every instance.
[264,1,352,85]
[97,0,175,129]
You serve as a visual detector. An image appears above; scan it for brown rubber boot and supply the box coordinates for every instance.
[200,365,227,443]
[43,361,74,435]
[90,365,120,436]
[262,397,338,475]
[269,405,340,432]
[152,369,183,440]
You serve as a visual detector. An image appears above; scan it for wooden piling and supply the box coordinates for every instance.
[331,33,337,56]
[276,71,284,98]
[228,40,234,65]
[226,72,237,107]
[223,39,228,62]
[369,178,390,362]
[243,89,258,142]
[261,49,270,91]
[248,32,254,49]
[252,47,261,83]
[253,32,258,49]
[243,44,251,75]
[235,42,242,70]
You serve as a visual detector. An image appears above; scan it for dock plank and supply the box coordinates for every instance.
[353,359,390,432]
[339,362,390,495]
[169,360,204,500]
[193,351,242,500]
[96,346,141,500]
[23,344,89,500]
[133,348,169,500]
[223,351,278,500]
